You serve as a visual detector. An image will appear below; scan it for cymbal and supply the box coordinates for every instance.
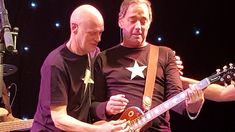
[3,64,18,77]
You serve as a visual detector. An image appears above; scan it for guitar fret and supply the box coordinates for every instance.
[140,117,146,124]
[179,92,186,99]
[172,97,178,103]
[164,102,170,108]
[145,112,151,120]
[153,107,159,114]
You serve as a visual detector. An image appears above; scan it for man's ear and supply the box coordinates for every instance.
[71,23,78,33]
[118,19,123,28]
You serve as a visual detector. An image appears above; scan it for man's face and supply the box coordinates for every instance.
[119,3,151,47]
[76,19,104,54]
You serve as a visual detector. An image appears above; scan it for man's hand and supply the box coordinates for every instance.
[97,120,129,132]
[106,94,129,115]
[175,55,184,76]
[186,84,205,114]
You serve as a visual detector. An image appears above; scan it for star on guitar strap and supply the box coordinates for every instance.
[142,45,159,111]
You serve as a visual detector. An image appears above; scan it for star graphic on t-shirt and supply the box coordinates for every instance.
[126,60,147,80]
[82,69,94,93]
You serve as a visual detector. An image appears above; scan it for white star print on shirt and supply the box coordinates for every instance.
[126,60,147,80]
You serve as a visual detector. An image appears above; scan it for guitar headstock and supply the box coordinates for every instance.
[220,63,235,83]
[208,63,235,84]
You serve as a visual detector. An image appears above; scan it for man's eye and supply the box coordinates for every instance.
[88,32,96,35]
[129,19,136,23]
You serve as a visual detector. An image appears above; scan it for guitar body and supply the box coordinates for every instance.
[119,106,144,121]
[119,106,151,132]
[94,106,149,131]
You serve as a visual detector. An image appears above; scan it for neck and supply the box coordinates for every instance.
[66,40,85,55]
[121,41,148,48]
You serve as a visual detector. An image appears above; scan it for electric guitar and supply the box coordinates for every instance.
[0,119,33,132]
[117,64,235,131]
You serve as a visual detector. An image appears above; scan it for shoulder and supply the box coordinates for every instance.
[148,44,175,63]
[148,44,174,55]
[42,44,66,69]
[104,44,121,53]
[156,45,174,56]
[98,44,121,57]
[158,45,173,53]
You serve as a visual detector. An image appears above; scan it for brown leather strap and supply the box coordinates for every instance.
[142,45,159,111]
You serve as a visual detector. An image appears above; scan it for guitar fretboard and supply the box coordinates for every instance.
[130,78,210,130]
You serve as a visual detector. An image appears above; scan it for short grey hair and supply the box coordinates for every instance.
[118,0,152,22]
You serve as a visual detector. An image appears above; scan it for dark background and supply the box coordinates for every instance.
[2,0,234,131]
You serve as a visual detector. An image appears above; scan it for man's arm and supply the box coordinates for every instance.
[181,76,235,102]
[50,105,127,132]
[51,105,99,131]
[166,50,204,118]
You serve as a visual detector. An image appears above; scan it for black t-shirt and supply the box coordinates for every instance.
[92,44,185,132]
[32,44,96,131]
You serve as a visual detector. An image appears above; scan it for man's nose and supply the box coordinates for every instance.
[97,35,101,42]
[134,21,141,29]
[95,34,101,43]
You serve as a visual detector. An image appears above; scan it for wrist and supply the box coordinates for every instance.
[186,99,204,120]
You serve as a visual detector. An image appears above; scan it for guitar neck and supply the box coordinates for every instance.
[0,119,33,131]
[130,78,210,130]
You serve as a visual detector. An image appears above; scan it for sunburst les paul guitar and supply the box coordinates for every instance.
[97,64,235,132]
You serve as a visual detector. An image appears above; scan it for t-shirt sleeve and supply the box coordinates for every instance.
[163,48,186,115]
[90,55,109,121]
[49,65,68,105]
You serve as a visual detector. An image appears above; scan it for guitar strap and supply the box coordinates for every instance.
[142,44,159,111]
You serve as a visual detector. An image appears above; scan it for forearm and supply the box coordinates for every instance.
[51,105,100,132]
[181,76,235,102]
[90,101,109,121]
[180,76,199,84]
[51,113,99,132]
[204,84,235,102]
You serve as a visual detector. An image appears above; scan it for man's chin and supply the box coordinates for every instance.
[88,47,97,53]
[131,39,143,45]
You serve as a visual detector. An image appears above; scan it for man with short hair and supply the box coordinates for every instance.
[91,0,205,131]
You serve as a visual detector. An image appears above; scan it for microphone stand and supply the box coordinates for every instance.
[0,31,5,105]
[0,0,18,106]
[0,31,19,109]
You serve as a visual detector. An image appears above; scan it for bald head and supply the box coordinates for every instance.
[67,5,104,55]
[70,4,104,26]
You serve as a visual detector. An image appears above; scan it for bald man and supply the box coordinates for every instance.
[31,5,128,132]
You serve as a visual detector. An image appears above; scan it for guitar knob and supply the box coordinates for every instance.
[227,75,231,79]
[223,65,228,71]
[220,78,224,82]
[229,63,233,68]
[216,69,221,73]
